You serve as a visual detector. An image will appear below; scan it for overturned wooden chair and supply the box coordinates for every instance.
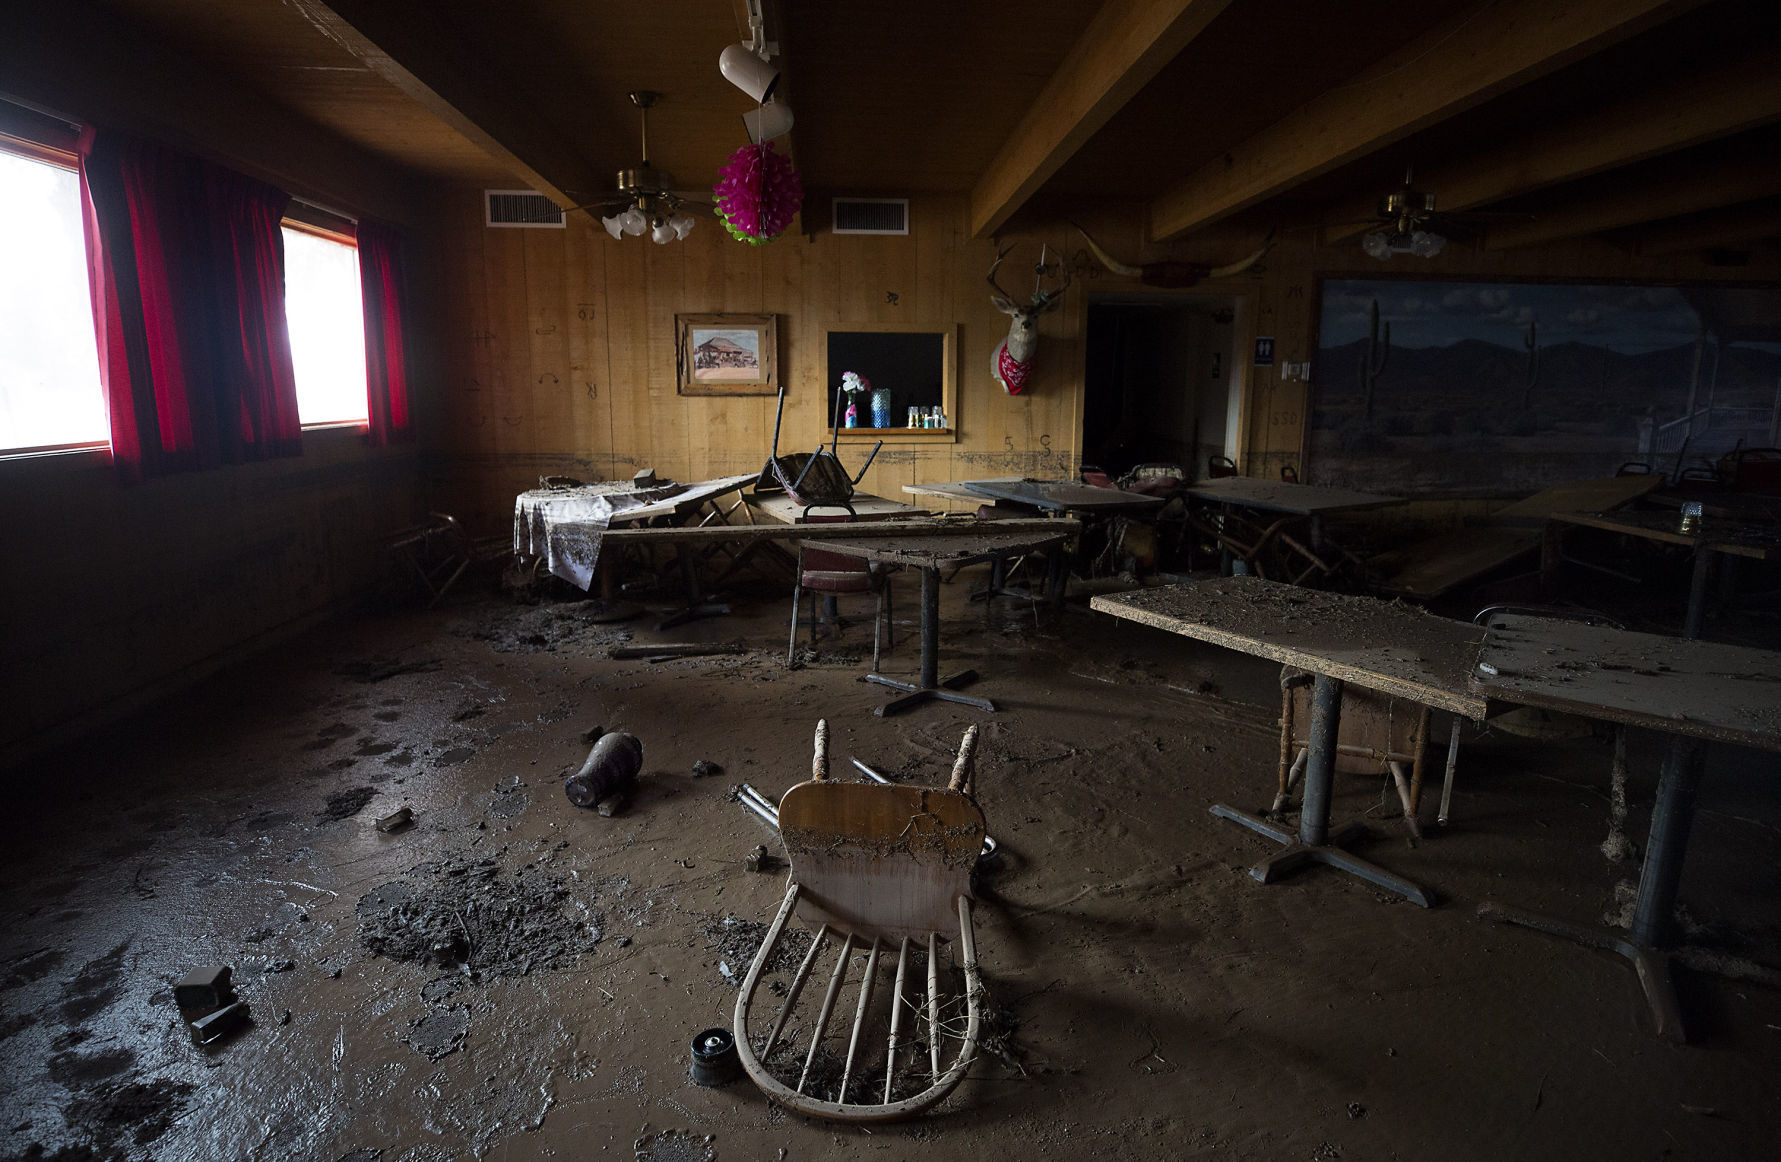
[733,720,985,1123]
[1273,666,1433,839]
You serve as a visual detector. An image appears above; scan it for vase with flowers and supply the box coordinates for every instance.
[839,371,870,429]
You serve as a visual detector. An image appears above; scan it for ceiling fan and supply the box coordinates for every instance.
[562,91,708,243]
[1333,167,1531,259]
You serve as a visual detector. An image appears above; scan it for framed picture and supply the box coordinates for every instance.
[676,313,778,395]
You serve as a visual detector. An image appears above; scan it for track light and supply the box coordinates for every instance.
[720,43,779,103]
[742,99,794,144]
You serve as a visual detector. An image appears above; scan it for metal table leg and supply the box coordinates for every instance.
[1208,674,1435,907]
[1683,550,1714,639]
[867,566,994,716]
[1481,736,1703,1042]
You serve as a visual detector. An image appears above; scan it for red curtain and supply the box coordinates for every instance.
[79,129,301,479]
[357,219,413,446]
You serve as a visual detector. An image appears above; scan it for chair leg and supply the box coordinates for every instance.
[872,585,884,673]
[787,582,803,666]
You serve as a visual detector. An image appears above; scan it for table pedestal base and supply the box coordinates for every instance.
[866,670,995,716]
[1210,804,1436,907]
[1480,901,1683,1042]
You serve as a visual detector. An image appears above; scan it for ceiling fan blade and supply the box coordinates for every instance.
[559,196,634,215]
[1444,209,1537,220]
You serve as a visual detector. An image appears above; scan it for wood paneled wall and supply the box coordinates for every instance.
[428,184,1781,540]
[426,191,1084,530]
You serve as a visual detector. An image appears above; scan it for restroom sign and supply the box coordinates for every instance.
[1253,336,1275,366]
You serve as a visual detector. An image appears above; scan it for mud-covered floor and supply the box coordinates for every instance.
[4,568,1781,1160]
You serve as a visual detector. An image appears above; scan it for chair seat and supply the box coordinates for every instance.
[801,570,875,593]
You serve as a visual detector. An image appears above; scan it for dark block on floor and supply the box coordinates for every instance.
[189,1000,250,1045]
[174,965,234,1013]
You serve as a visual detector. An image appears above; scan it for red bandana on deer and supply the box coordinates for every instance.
[996,341,1032,395]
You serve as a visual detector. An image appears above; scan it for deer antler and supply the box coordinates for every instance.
[986,245,1018,304]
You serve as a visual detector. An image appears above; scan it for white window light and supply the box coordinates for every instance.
[282,225,368,426]
[0,147,107,454]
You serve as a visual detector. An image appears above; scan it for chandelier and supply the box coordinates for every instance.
[591,92,697,244]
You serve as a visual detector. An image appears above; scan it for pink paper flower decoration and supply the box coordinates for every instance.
[713,141,803,245]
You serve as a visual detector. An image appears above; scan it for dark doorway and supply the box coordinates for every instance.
[1083,295,1239,480]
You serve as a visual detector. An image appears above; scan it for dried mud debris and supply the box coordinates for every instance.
[699,915,811,985]
[19,1074,198,1159]
[634,1128,716,1162]
[355,855,601,995]
[405,1005,469,1061]
[452,601,629,654]
[318,787,378,824]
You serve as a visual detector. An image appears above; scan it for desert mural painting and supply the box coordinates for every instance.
[1309,279,1781,495]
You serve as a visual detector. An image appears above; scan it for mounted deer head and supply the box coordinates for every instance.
[988,245,1071,395]
[1072,224,1275,288]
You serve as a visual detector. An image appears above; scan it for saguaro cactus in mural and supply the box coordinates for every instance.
[1520,319,1542,408]
[1359,298,1390,419]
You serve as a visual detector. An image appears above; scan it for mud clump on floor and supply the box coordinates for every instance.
[700,914,811,985]
[634,1128,716,1162]
[49,1075,196,1155]
[355,854,601,998]
[318,786,378,824]
[405,1005,470,1060]
[453,602,629,654]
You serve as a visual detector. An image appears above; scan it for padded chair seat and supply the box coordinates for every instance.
[801,569,875,593]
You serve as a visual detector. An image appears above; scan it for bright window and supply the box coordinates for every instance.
[282,225,368,426]
[0,147,107,453]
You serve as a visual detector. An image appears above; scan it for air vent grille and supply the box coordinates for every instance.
[485,190,566,228]
[832,197,909,235]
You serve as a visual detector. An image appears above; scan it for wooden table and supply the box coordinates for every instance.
[1470,613,1781,1041]
[514,474,757,627]
[1092,579,1486,905]
[803,529,1074,716]
[903,477,1025,506]
[1371,474,1660,601]
[1545,509,1780,637]
[1180,477,1402,579]
[957,477,1167,514]
[750,490,930,524]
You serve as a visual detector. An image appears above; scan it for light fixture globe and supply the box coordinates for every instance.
[601,214,626,241]
[720,43,780,103]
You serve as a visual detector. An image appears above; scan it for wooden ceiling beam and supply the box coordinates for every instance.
[1624,199,1781,255]
[1147,0,1707,242]
[1324,40,1781,242]
[289,0,603,210]
[1485,152,1781,249]
[968,0,1232,240]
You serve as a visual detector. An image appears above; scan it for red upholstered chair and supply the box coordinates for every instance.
[787,511,895,669]
[1208,455,1239,479]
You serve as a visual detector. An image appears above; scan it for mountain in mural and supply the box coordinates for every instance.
[1309,338,1781,494]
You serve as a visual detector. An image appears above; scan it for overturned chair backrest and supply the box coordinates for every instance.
[733,720,985,1123]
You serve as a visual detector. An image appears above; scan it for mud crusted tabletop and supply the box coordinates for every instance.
[1471,614,1781,750]
[1090,578,1487,717]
